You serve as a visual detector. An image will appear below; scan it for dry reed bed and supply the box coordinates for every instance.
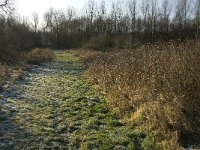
[78,42,200,149]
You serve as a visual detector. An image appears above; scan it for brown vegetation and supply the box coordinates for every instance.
[69,49,100,68]
[75,41,200,149]
[25,48,54,65]
[0,63,23,92]
[0,64,9,89]
[81,35,115,50]
[0,48,54,92]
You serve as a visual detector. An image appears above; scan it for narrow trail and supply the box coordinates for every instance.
[0,51,142,149]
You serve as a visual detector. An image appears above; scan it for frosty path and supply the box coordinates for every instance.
[0,51,142,149]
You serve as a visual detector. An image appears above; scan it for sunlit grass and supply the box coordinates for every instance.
[76,41,200,149]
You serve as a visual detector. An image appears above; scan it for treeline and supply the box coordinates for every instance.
[0,16,41,50]
[0,0,41,62]
[1,0,200,52]
[42,0,200,49]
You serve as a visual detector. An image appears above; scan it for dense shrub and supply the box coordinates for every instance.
[80,41,200,149]
[26,48,54,65]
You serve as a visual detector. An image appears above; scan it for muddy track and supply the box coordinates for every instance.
[0,51,143,150]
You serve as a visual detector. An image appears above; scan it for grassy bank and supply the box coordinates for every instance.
[0,48,54,91]
[72,41,200,149]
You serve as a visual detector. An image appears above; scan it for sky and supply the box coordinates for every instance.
[16,0,89,21]
[15,0,167,23]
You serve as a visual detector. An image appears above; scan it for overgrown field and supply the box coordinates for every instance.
[73,41,200,149]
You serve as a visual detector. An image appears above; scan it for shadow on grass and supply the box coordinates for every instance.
[0,107,40,149]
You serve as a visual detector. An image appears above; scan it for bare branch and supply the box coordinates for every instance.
[0,0,9,7]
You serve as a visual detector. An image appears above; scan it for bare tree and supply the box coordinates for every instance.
[128,0,137,34]
[0,0,9,7]
[32,12,39,33]
[66,6,77,40]
[111,1,118,34]
[159,0,172,34]
[96,0,107,33]
[194,0,200,38]
[128,0,137,42]
[0,0,13,15]
[149,0,158,41]
[67,6,76,22]
[111,1,123,34]
[141,0,150,34]
[44,8,66,48]
[86,0,95,35]
[175,0,191,29]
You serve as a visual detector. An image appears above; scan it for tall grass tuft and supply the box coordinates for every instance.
[83,41,200,149]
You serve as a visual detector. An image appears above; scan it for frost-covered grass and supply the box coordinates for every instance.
[0,51,148,149]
